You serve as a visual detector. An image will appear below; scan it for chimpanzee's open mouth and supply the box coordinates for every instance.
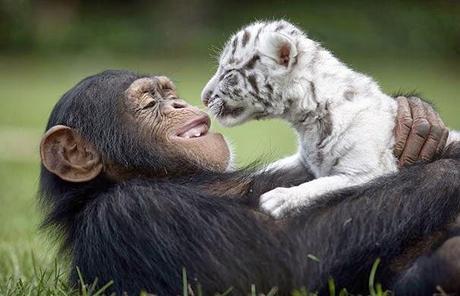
[176,115,210,138]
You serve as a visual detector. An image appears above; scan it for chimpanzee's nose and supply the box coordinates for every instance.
[203,94,220,108]
[161,99,189,112]
[171,100,187,109]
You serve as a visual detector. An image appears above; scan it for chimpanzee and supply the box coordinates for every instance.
[39,70,460,295]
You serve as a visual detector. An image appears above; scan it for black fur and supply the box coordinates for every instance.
[393,224,460,295]
[39,70,460,295]
[244,54,260,70]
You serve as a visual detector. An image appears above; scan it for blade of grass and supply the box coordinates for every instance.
[369,258,381,296]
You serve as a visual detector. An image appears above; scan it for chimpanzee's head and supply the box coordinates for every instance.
[39,70,231,193]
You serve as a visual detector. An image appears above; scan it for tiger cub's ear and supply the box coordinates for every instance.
[259,32,298,68]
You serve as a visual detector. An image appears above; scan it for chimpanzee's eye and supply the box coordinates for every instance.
[142,100,157,110]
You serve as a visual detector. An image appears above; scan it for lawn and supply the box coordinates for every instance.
[0,53,459,295]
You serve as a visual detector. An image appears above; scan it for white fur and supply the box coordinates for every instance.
[202,20,457,218]
[259,45,399,217]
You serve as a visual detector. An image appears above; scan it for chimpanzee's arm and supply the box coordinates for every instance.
[186,158,314,205]
[244,160,315,206]
[70,180,288,295]
[288,142,460,293]
[392,228,460,295]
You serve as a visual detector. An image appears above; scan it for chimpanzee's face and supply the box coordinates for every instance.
[124,76,231,172]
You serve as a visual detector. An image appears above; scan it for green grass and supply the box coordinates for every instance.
[0,53,458,295]
[0,258,388,296]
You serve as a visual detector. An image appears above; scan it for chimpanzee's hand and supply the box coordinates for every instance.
[394,96,449,166]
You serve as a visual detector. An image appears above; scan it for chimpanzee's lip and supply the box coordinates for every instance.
[175,115,210,139]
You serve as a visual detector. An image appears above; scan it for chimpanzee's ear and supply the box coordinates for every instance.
[40,125,103,182]
[259,32,298,67]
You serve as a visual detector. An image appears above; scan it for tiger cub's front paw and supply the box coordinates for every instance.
[260,187,305,218]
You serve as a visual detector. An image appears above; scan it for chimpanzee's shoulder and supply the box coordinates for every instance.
[109,178,200,195]
[94,177,205,209]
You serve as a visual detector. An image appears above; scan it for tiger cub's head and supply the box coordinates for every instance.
[201,20,315,126]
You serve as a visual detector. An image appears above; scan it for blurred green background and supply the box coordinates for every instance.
[0,0,459,291]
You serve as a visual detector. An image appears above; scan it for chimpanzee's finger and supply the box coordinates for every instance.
[423,101,450,156]
[437,129,449,156]
[419,102,445,161]
[394,96,412,159]
[400,97,430,166]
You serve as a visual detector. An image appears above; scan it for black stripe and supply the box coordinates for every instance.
[317,103,333,148]
[244,55,260,70]
[254,111,267,120]
[219,69,232,81]
[266,89,273,103]
[310,81,318,104]
[242,30,250,47]
[250,91,270,107]
[231,37,238,56]
[275,23,285,31]
[265,83,273,94]
[247,74,259,94]
[255,27,262,43]
[235,68,246,78]
[240,70,247,88]
[232,88,242,97]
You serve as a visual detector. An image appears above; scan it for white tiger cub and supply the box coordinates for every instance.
[201,20,459,218]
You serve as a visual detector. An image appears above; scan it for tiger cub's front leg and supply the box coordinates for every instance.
[260,174,369,218]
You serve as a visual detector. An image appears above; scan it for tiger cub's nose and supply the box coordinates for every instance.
[203,91,220,107]
[202,90,213,107]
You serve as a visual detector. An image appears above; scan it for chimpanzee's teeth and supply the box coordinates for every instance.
[178,123,208,138]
